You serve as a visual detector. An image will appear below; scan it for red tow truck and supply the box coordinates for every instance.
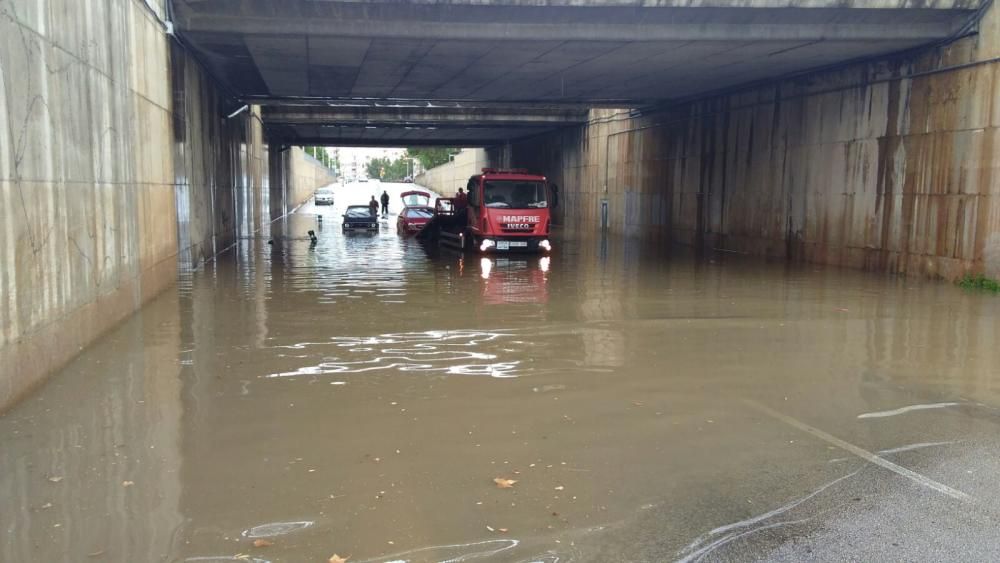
[420,169,553,253]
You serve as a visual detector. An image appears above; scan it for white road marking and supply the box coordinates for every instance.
[677,470,860,561]
[745,400,971,503]
[857,402,960,419]
[878,441,958,455]
[677,517,813,563]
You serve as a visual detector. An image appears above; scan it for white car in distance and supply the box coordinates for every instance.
[315,187,335,206]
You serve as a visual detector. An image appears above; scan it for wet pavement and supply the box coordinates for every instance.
[2,181,1000,562]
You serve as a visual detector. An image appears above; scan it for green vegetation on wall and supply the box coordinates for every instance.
[957,274,1000,293]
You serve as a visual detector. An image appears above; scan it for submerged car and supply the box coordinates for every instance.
[401,190,431,208]
[396,190,434,235]
[314,187,335,205]
[342,205,379,232]
[397,206,435,235]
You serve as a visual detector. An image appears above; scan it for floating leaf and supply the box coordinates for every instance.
[253,539,273,548]
[493,477,517,489]
[329,554,349,563]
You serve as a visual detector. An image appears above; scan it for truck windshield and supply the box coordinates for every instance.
[483,181,547,209]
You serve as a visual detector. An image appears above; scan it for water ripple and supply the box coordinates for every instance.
[266,330,527,379]
[356,539,519,563]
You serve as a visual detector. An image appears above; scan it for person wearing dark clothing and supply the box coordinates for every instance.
[454,187,468,210]
[369,196,379,217]
[380,190,390,215]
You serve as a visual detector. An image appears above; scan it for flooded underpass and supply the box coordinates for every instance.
[3,183,1000,562]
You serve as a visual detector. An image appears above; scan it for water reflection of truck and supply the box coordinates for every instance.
[419,169,552,254]
[466,256,550,305]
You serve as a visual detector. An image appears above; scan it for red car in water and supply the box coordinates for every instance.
[396,190,435,235]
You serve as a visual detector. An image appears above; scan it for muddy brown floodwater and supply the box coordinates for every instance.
[3,183,1000,563]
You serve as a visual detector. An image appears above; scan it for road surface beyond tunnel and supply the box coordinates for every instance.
[1,181,999,562]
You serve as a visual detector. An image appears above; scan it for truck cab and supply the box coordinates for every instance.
[463,169,552,253]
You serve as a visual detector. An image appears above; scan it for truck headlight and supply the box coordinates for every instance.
[480,239,495,252]
[539,239,552,251]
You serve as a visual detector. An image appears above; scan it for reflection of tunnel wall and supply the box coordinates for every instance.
[0,293,185,562]
[501,4,1000,280]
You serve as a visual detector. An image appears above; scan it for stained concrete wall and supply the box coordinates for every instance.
[416,148,488,196]
[505,4,1000,280]
[0,0,335,411]
[170,45,272,270]
[0,0,180,410]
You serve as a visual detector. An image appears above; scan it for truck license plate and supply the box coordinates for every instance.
[496,241,527,250]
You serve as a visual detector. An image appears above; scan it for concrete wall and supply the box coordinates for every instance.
[0,0,335,411]
[289,148,336,209]
[170,45,272,270]
[0,0,180,409]
[266,146,336,220]
[505,5,1000,280]
[416,148,488,196]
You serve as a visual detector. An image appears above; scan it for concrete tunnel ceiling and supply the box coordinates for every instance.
[171,0,983,145]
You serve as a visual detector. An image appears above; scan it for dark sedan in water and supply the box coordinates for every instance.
[342,205,379,232]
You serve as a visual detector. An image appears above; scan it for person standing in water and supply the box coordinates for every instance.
[369,196,379,217]
[454,187,468,210]
[380,190,390,216]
